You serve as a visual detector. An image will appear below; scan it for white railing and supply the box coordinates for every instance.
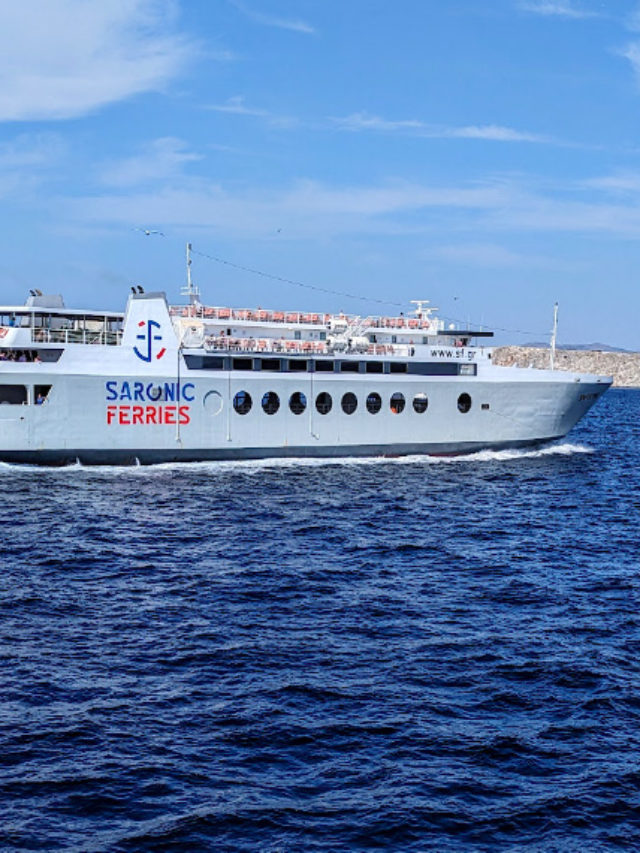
[31,328,123,346]
[203,337,412,358]
[170,304,435,331]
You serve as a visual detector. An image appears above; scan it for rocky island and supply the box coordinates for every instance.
[492,347,640,388]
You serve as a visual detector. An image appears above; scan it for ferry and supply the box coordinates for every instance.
[0,249,611,465]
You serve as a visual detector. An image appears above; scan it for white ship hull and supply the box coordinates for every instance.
[0,290,611,465]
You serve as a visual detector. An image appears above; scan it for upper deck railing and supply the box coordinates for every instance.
[31,328,123,346]
[203,336,413,358]
[171,304,435,331]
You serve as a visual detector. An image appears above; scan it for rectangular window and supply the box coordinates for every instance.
[184,355,225,369]
[0,384,27,405]
[389,362,408,373]
[315,360,334,372]
[481,403,490,410]
[288,359,307,371]
[232,358,253,371]
[260,358,281,372]
[459,364,477,376]
[365,361,383,373]
[340,361,360,372]
[34,385,52,404]
[319,331,327,341]
[294,330,301,340]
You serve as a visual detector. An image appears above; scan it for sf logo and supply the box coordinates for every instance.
[134,320,167,362]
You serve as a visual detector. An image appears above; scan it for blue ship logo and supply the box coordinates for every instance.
[134,320,166,362]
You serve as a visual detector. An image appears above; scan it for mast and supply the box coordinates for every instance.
[181,242,200,309]
[550,302,558,370]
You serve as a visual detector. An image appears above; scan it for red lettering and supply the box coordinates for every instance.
[164,405,176,425]
[118,406,131,425]
[106,405,117,425]
[179,405,190,425]
[132,406,144,424]
[145,406,157,424]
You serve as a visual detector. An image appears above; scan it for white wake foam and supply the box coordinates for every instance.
[0,442,594,476]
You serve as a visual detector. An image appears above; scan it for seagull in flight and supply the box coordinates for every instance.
[134,227,165,236]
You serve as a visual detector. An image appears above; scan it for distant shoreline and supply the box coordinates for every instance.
[492,346,640,388]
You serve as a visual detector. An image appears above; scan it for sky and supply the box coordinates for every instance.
[1,0,640,347]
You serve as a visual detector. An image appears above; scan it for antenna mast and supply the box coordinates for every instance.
[550,302,558,370]
[182,242,200,308]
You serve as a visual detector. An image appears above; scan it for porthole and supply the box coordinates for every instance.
[315,391,332,415]
[233,390,252,415]
[203,390,223,415]
[262,391,280,415]
[341,392,358,415]
[289,391,307,415]
[413,393,428,414]
[366,392,382,414]
[390,392,405,414]
[457,393,472,413]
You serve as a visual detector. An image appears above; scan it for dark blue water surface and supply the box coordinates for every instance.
[2,389,640,852]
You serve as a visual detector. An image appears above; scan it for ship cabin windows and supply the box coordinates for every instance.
[288,359,307,372]
[261,358,281,371]
[413,393,428,413]
[233,358,252,371]
[315,361,333,372]
[233,390,252,414]
[289,391,307,415]
[341,392,358,414]
[262,391,280,415]
[390,362,408,374]
[0,384,27,405]
[457,393,472,413]
[315,392,332,414]
[34,385,52,405]
[366,392,382,414]
[390,392,405,414]
[365,361,383,374]
[0,349,63,363]
[340,361,360,373]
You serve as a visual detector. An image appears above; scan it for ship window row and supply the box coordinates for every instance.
[231,390,474,416]
[185,354,477,376]
[0,384,52,405]
[0,349,64,363]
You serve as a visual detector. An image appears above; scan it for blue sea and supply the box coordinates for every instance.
[2,388,640,852]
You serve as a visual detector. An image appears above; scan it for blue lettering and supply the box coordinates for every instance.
[146,383,162,401]
[163,382,176,402]
[120,381,132,401]
[133,382,144,401]
[182,382,195,402]
[105,381,118,401]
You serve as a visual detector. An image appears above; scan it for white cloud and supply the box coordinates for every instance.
[449,125,548,142]
[207,96,271,118]
[229,1,315,34]
[518,1,598,19]
[333,112,551,143]
[60,174,640,242]
[0,0,198,121]
[619,42,640,84]
[0,133,66,199]
[100,137,203,188]
[64,178,506,239]
[582,171,640,192]
[205,96,299,128]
